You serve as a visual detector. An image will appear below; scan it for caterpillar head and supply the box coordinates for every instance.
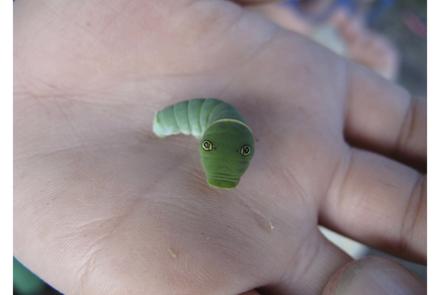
[199,120,254,189]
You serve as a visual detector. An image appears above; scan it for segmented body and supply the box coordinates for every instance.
[153,98,254,189]
[153,98,245,139]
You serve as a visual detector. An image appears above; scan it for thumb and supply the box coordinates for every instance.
[322,257,425,295]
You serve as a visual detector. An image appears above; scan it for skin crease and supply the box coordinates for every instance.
[14,0,426,294]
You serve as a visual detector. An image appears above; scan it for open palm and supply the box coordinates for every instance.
[14,1,426,294]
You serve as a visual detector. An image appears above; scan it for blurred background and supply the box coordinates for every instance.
[13,0,426,294]
[372,0,426,96]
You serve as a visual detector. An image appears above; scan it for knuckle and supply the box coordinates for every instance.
[399,175,426,255]
[396,98,417,154]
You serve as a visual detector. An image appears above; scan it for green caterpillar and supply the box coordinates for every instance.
[153,98,254,189]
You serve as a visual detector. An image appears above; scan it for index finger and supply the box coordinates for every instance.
[344,64,426,170]
[321,147,426,263]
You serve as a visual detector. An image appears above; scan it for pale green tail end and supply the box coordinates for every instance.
[153,100,206,138]
[152,113,165,137]
[152,106,181,138]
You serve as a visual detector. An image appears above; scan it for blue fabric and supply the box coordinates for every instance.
[367,0,395,24]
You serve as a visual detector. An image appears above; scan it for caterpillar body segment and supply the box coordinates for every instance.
[153,98,244,139]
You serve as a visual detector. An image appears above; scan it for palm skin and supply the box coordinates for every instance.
[14,1,426,294]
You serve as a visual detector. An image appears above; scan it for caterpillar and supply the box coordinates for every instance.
[153,98,254,189]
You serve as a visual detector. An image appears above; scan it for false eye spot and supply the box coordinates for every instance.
[240,145,251,156]
[201,140,214,151]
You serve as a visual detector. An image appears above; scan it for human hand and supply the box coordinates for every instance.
[14,0,426,294]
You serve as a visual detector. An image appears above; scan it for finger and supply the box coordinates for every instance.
[259,230,351,295]
[345,64,426,170]
[247,1,312,35]
[322,257,426,295]
[329,10,398,80]
[331,10,366,44]
[322,148,426,263]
